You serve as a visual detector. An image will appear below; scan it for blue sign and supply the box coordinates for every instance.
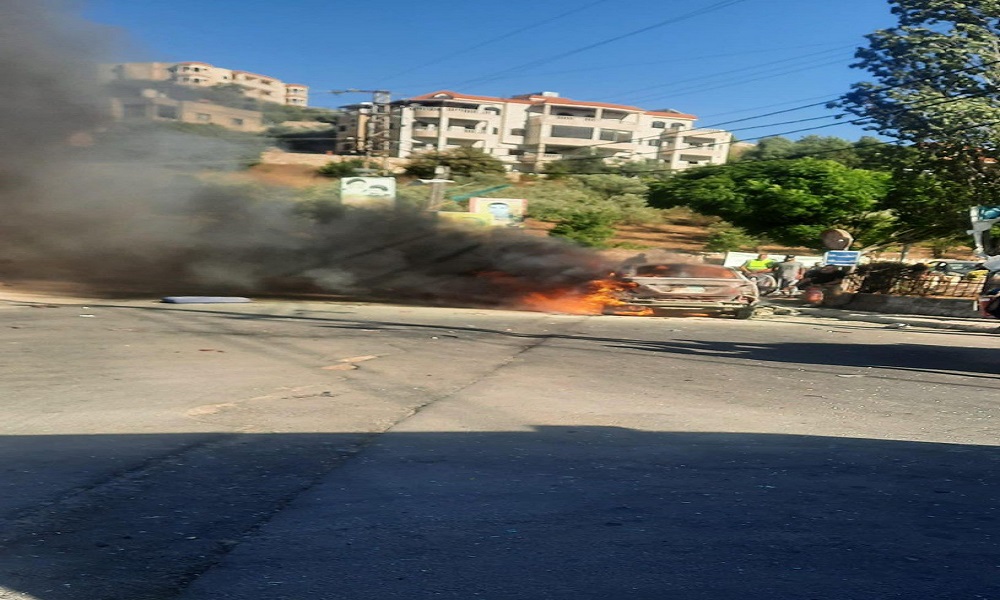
[824,251,861,266]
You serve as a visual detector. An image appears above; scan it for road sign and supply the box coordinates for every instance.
[824,250,861,266]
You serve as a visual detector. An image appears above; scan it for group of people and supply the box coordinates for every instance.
[738,253,845,296]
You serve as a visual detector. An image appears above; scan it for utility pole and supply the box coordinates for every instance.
[426,165,452,211]
[328,89,392,171]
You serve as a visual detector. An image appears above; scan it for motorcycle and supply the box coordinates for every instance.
[745,271,779,296]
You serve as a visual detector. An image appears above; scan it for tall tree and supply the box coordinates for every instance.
[403,147,506,178]
[836,0,1000,239]
[648,159,889,247]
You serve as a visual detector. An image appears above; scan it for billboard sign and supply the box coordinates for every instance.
[468,197,527,227]
[340,177,396,208]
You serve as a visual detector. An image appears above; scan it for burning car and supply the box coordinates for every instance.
[606,262,759,319]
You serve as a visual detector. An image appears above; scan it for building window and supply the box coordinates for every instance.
[231,118,244,127]
[647,139,661,146]
[122,104,146,118]
[511,128,525,136]
[651,121,665,128]
[156,105,178,119]
[196,113,211,122]
[550,125,593,139]
[599,129,631,143]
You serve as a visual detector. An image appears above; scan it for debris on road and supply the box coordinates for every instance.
[322,363,359,371]
[338,355,379,363]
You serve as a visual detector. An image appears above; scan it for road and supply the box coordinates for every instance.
[0,296,997,600]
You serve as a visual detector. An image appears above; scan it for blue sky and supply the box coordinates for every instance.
[83,0,897,142]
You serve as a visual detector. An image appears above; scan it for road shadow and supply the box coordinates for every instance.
[604,338,1000,379]
[0,429,997,600]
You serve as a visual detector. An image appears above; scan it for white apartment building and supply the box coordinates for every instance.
[104,62,309,106]
[337,90,731,172]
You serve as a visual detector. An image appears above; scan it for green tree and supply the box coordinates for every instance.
[403,147,506,178]
[836,0,1000,238]
[541,150,613,177]
[736,136,795,161]
[648,158,890,247]
[520,175,659,226]
[738,135,866,167]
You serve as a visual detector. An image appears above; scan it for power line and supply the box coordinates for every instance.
[373,0,615,85]
[566,113,1000,175]
[601,46,855,103]
[386,41,855,90]
[626,57,851,106]
[447,0,751,89]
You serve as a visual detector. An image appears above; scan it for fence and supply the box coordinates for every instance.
[843,264,989,299]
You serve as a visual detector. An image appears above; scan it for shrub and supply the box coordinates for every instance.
[549,209,619,248]
[317,159,365,178]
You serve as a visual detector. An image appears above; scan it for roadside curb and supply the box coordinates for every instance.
[768,303,1000,334]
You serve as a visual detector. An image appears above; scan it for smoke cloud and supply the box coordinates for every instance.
[0,0,609,306]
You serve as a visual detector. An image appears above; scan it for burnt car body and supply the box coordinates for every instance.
[610,262,759,318]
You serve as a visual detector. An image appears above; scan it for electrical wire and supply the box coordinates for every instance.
[447,0,751,89]
[372,0,615,85]
[602,46,855,103]
[563,116,1000,175]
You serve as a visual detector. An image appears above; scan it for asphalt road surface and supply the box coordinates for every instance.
[0,296,997,600]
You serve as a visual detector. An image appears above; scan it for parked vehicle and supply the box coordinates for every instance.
[609,263,759,319]
[931,260,983,278]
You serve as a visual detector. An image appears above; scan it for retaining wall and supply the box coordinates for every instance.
[839,293,981,318]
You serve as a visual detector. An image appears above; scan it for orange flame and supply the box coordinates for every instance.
[515,278,651,315]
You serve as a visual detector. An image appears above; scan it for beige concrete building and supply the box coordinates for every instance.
[110,91,265,133]
[104,62,309,106]
[336,90,731,172]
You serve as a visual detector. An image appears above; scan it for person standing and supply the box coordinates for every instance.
[739,253,776,276]
[774,255,805,296]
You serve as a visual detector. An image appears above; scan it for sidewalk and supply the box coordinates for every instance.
[759,298,1000,334]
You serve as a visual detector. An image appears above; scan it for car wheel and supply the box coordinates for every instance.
[733,306,755,320]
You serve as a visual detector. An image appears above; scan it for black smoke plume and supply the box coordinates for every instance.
[0,0,609,305]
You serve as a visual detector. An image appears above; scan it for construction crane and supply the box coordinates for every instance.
[328,89,392,159]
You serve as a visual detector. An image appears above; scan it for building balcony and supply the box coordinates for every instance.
[519,152,563,162]
[444,126,489,139]
[411,106,500,119]
[671,145,717,158]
